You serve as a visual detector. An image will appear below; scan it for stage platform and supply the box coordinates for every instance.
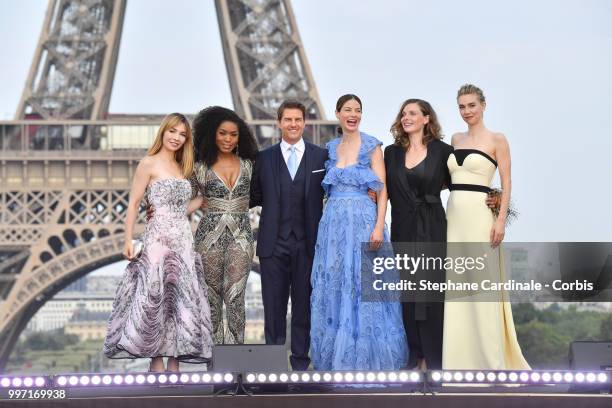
[1,370,610,407]
[1,391,611,408]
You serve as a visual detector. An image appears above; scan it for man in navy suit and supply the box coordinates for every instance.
[250,100,327,370]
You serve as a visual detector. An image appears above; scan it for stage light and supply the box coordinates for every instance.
[280,373,289,382]
[431,371,442,382]
[35,377,45,387]
[124,375,134,385]
[135,375,145,385]
[180,374,189,383]
[486,372,496,382]
[323,373,332,382]
[552,372,562,382]
[113,375,124,385]
[146,374,156,384]
[158,374,167,384]
[464,372,474,382]
[190,373,200,383]
[598,373,607,383]
[410,372,420,382]
[312,373,321,382]
[290,373,299,382]
[519,372,529,382]
[12,377,22,387]
[507,372,518,382]
[102,375,112,385]
[497,372,507,382]
[377,372,387,382]
[91,375,101,385]
[586,373,596,383]
[442,372,452,382]
[23,377,33,387]
[56,376,68,386]
[333,373,343,382]
[564,372,574,383]
[301,373,311,382]
[453,372,463,382]
[344,372,354,382]
[366,372,376,382]
[213,373,223,383]
[355,372,365,382]
[268,373,277,382]
[79,376,90,386]
[541,373,551,383]
[388,372,398,382]
[257,373,266,383]
[202,374,212,383]
[475,372,485,382]
[68,376,78,386]
[168,374,178,384]
[223,373,233,383]
[0,378,9,388]
[530,372,540,382]
[575,373,585,383]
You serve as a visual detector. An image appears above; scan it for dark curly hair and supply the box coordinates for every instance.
[192,106,258,167]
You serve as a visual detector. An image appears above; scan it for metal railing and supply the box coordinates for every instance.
[0,120,338,155]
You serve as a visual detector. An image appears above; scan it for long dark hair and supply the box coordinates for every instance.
[192,106,258,167]
[390,99,442,149]
[335,94,362,135]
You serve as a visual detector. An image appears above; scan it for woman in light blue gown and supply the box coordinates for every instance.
[310,94,408,370]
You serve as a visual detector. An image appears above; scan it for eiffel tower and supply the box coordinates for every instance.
[0,0,335,370]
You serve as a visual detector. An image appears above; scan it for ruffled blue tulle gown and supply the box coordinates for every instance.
[310,133,408,370]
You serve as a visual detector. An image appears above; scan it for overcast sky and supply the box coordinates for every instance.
[1,0,611,242]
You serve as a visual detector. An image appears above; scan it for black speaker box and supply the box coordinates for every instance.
[211,344,288,373]
[569,341,612,370]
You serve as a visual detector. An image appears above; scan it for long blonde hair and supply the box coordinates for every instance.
[147,113,194,177]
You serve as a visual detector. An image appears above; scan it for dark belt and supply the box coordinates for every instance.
[449,183,491,193]
[414,195,442,205]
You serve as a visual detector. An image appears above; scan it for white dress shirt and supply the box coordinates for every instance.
[280,138,305,170]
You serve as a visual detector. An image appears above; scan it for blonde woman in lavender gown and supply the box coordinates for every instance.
[443,84,530,370]
[104,113,213,372]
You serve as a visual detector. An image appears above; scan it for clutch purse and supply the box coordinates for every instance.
[131,239,144,259]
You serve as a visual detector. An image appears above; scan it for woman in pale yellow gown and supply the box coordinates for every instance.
[442,84,530,370]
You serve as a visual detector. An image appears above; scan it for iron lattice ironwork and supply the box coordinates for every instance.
[16,0,126,120]
[1,0,332,370]
[215,0,325,120]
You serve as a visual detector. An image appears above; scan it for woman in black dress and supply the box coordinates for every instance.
[384,99,452,370]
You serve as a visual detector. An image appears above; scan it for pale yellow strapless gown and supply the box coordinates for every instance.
[442,150,530,370]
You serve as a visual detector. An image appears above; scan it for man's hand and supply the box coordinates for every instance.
[145,204,154,221]
[367,189,377,203]
[486,192,500,210]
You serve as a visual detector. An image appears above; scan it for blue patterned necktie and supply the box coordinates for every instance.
[287,145,297,180]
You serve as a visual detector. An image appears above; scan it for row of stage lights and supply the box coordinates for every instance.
[0,372,235,388]
[245,371,421,384]
[0,370,610,389]
[429,370,609,384]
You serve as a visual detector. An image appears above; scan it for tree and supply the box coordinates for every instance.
[516,320,570,369]
[23,329,79,351]
[512,303,537,324]
[600,315,612,340]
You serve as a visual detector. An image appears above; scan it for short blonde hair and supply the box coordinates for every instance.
[147,113,194,178]
[457,84,486,104]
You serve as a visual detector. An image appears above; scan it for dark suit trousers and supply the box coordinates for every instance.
[259,232,312,370]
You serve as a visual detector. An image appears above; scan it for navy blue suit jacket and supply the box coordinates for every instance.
[250,141,328,258]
